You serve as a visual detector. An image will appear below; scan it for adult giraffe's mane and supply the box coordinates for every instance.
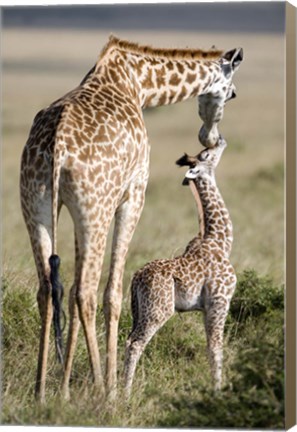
[99,35,224,61]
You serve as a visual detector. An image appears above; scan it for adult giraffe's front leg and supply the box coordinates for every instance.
[103,180,146,398]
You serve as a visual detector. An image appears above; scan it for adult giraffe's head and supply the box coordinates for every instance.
[198,47,243,148]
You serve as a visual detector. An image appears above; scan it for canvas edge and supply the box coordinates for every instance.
[285,2,297,430]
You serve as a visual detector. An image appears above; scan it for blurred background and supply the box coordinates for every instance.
[3,2,284,32]
[2,4,285,426]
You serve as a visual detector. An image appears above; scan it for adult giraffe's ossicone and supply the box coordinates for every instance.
[19,36,243,402]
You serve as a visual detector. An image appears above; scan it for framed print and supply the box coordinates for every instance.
[1,1,296,429]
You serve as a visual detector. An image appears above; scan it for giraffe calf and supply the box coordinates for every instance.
[123,138,236,397]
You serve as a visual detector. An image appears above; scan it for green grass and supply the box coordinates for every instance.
[2,270,284,428]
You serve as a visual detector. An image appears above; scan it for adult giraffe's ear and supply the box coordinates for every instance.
[223,47,244,72]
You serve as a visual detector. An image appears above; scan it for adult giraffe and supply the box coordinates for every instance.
[20,36,243,402]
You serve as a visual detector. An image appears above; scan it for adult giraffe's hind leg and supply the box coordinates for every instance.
[59,172,116,399]
[61,236,80,400]
[103,181,146,399]
[35,267,53,402]
[60,283,80,400]
[73,224,111,397]
[20,194,55,402]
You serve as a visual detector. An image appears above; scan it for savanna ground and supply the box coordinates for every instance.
[2,29,284,428]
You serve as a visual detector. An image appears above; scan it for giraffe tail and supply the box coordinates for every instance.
[49,131,66,364]
[49,254,65,364]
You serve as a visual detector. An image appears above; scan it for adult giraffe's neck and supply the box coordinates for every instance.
[125,51,223,108]
[93,40,224,109]
[194,175,233,257]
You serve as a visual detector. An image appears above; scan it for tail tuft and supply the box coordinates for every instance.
[49,254,61,270]
[49,254,65,364]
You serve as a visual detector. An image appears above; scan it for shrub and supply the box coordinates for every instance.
[160,318,284,429]
[227,269,283,334]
